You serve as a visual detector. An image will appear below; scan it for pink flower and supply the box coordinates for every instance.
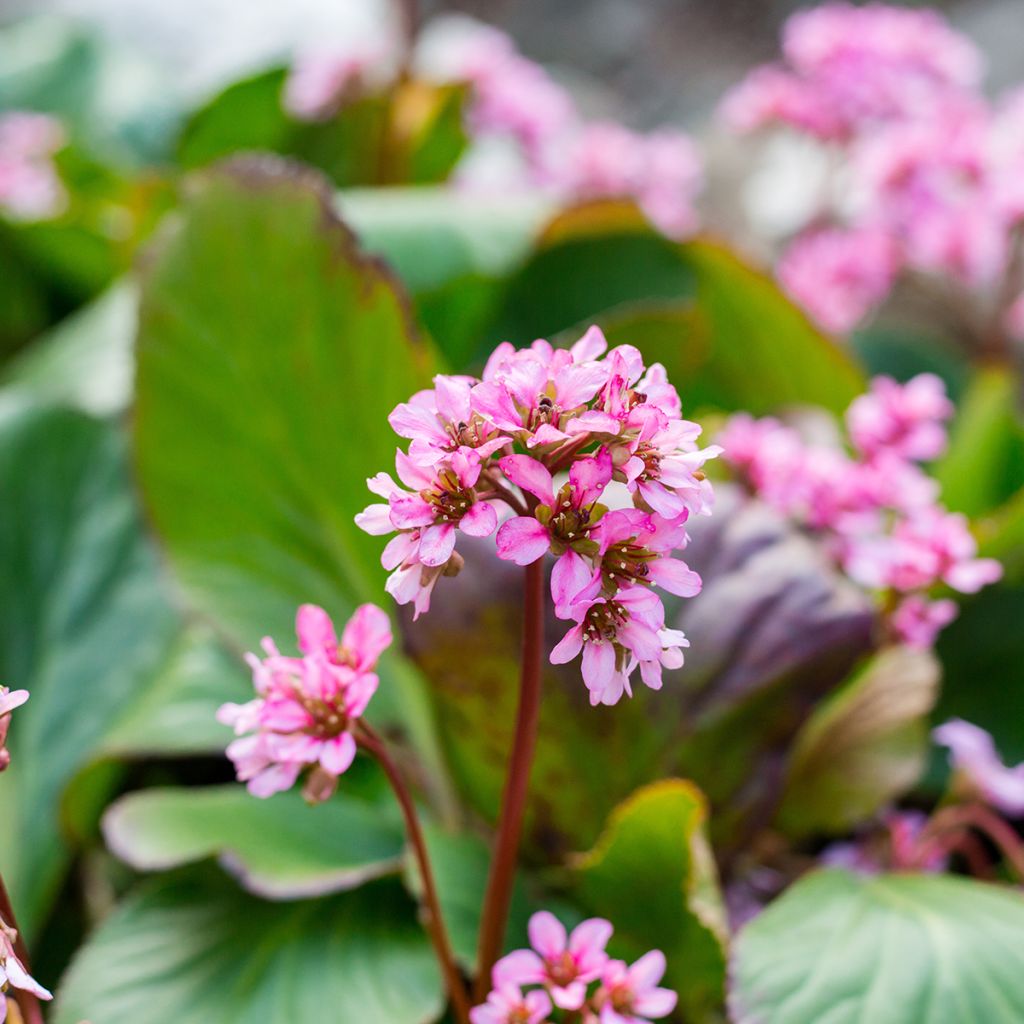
[847,374,953,462]
[551,586,687,705]
[593,951,677,1024]
[934,719,1024,817]
[0,925,52,1019]
[0,111,66,222]
[494,911,612,1010]
[722,3,981,140]
[495,448,612,611]
[556,122,703,238]
[218,605,390,799]
[0,687,28,773]
[890,595,958,649]
[777,227,901,335]
[469,984,552,1024]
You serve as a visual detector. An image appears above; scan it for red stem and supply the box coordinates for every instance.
[358,724,471,1024]
[918,803,1024,881]
[0,875,44,1024]
[474,560,545,1000]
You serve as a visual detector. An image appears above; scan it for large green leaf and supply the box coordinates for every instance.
[776,646,939,837]
[731,869,1024,1023]
[486,204,865,412]
[934,365,1024,518]
[54,871,444,1024]
[132,158,452,808]
[573,781,728,1023]
[0,403,179,937]
[102,784,404,899]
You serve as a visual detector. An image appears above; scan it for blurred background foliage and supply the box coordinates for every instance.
[0,3,1022,1023]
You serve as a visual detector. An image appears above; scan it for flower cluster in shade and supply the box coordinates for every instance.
[0,112,66,222]
[720,2,1024,340]
[719,373,1002,648]
[356,327,719,707]
[217,604,391,799]
[283,19,702,238]
[0,919,52,1022]
[472,911,676,1024]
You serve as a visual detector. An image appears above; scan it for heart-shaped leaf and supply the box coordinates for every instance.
[102,784,405,899]
[572,780,728,1023]
[0,403,177,936]
[54,871,444,1024]
[776,646,939,837]
[132,158,452,805]
[730,869,1024,1023]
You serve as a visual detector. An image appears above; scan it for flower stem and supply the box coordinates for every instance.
[474,559,545,1001]
[358,724,471,1024]
[0,874,44,1024]
[919,802,1024,881]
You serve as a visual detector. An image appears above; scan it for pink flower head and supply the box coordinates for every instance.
[722,3,981,140]
[777,226,901,336]
[556,121,703,238]
[494,911,612,1010]
[218,604,390,799]
[359,328,712,701]
[0,924,52,1016]
[593,951,677,1024]
[846,374,953,462]
[0,687,28,773]
[0,111,66,222]
[469,984,552,1024]
[934,719,1024,817]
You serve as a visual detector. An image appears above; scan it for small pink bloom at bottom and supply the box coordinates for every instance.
[469,984,551,1024]
[494,911,611,1010]
[593,951,677,1023]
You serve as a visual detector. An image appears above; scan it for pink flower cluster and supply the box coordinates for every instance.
[472,911,676,1024]
[217,604,391,799]
[0,921,52,1022]
[356,328,719,706]
[284,19,702,237]
[0,112,66,222]
[721,3,1024,339]
[720,373,1002,648]
[934,719,1024,817]
[436,23,703,238]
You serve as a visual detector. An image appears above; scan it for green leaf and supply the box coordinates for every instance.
[730,869,1024,1023]
[573,780,728,1023]
[934,365,1024,517]
[132,158,453,810]
[1,282,136,415]
[977,487,1024,585]
[102,784,405,899]
[54,871,444,1024]
[776,646,939,837]
[412,826,533,971]
[179,70,469,188]
[487,205,865,413]
[0,403,178,936]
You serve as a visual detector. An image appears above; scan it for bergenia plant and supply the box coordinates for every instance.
[211,327,719,1019]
